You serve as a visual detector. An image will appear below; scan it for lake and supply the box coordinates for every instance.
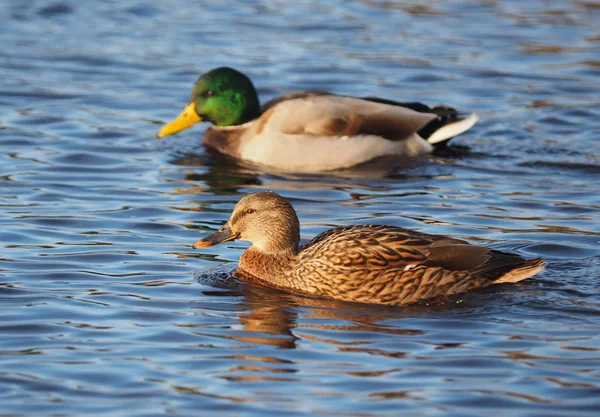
[1,0,599,416]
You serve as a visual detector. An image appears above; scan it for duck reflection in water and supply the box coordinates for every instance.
[195,270,436,351]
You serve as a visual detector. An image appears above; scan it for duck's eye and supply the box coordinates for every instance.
[205,90,215,97]
[245,208,256,215]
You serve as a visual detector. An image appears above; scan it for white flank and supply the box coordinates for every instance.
[239,132,433,172]
[427,113,479,145]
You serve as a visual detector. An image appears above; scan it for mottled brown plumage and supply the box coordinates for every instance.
[193,192,545,306]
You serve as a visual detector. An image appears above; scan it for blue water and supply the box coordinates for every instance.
[1,1,600,416]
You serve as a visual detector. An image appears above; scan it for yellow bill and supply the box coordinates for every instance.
[157,102,202,138]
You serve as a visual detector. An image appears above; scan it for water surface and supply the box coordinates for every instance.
[1,0,599,416]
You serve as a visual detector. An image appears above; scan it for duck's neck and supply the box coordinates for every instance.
[239,247,299,289]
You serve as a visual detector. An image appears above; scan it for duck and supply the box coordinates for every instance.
[157,67,479,172]
[192,191,545,306]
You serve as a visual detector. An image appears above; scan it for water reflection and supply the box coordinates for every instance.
[174,151,264,195]
[193,267,482,354]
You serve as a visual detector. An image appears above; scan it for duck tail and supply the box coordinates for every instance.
[493,258,546,284]
[426,113,479,145]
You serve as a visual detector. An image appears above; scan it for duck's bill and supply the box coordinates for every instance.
[193,225,239,249]
[157,102,202,138]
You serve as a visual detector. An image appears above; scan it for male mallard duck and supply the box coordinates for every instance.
[157,67,478,172]
[193,192,545,306]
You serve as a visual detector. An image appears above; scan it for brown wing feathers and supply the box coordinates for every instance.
[301,225,430,270]
[302,225,538,283]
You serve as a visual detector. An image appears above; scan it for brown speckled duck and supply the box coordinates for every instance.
[193,192,545,306]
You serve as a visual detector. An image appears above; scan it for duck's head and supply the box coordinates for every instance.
[193,191,300,256]
[157,67,260,138]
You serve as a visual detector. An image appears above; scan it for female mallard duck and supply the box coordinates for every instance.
[157,67,478,172]
[193,192,545,306]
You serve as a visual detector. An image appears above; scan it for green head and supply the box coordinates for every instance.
[157,67,261,138]
[191,67,260,126]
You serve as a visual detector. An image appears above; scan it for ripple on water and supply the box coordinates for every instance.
[1,0,600,416]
